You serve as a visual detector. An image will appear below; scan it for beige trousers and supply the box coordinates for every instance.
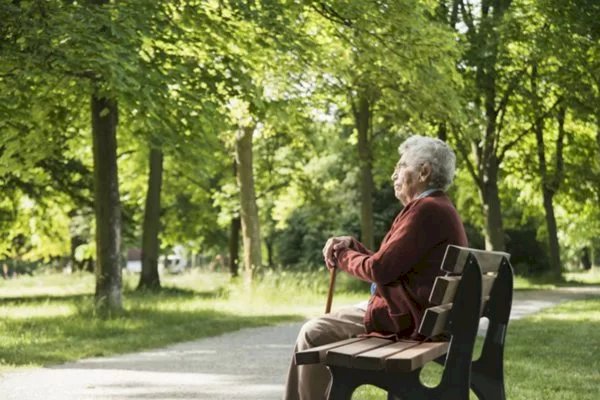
[283,306,367,400]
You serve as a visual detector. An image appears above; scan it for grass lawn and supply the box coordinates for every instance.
[1,268,599,400]
[0,269,365,371]
[514,267,600,289]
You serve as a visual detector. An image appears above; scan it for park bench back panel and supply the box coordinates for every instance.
[419,245,511,338]
[441,245,510,274]
[429,274,496,305]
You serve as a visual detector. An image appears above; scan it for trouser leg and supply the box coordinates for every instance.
[283,306,366,400]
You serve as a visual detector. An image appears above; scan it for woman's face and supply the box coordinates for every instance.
[391,154,421,205]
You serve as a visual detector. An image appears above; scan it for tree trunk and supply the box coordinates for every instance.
[580,247,592,270]
[70,235,86,271]
[541,189,561,275]
[596,112,600,205]
[479,38,507,252]
[481,159,506,251]
[353,92,375,250]
[236,126,262,283]
[229,216,241,278]
[91,95,122,315]
[532,65,563,277]
[453,1,510,252]
[229,160,241,278]
[138,147,163,290]
[265,236,274,268]
[437,122,448,141]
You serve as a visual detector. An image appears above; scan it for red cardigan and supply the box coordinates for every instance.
[335,192,467,339]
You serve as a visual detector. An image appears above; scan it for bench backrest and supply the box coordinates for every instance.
[418,245,511,338]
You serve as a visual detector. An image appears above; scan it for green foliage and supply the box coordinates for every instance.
[0,0,599,277]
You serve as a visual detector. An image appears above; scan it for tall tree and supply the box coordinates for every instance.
[235,125,262,282]
[352,88,377,250]
[229,160,240,278]
[537,0,600,269]
[440,0,524,251]
[312,0,461,249]
[88,0,125,313]
[90,95,122,313]
[527,55,566,276]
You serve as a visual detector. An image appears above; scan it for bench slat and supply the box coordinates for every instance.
[429,274,496,305]
[295,337,364,365]
[442,246,509,274]
[352,340,422,370]
[429,276,459,305]
[419,304,451,337]
[420,297,490,337]
[326,338,393,367]
[385,342,449,372]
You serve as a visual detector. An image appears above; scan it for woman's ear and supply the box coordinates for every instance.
[419,162,432,183]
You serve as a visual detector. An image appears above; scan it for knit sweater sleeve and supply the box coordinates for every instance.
[335,201,434,285]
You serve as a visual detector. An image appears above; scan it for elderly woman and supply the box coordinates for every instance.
[283,135,468,400]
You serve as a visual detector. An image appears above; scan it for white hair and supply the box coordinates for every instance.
[398,135,456,190]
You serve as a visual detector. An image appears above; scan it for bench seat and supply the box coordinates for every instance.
[297,337,449,373]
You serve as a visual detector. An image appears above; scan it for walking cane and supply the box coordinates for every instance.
[325,267,337,314]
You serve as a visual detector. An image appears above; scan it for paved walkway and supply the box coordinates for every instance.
[0,287,598,400]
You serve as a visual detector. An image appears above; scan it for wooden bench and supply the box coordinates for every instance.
[295,245,514,400]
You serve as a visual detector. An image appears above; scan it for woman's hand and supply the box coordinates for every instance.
[323,236,353,269]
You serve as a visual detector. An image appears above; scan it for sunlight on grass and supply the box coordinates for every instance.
[0,272,95,298]
[0,268,368,372]
[0,302,75,319]
[513,267,600,290]
[513,275,558,290]
[564,267,600,285]
[526,298,600,322]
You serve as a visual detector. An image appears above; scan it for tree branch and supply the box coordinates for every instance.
[498,96,563,163]
[256,182,289,200]
[452,128,483,190]
[310,2,354,28]
[551,105,566,191]
[496,69,527,139]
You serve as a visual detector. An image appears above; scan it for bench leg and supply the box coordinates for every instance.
[327,366,361,400]
[471,370,505,400]
[471,325,506,400]
[471,259,512,400]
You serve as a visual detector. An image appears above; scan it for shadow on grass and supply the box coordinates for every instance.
[514,273,600,290]
[0,305,302,367]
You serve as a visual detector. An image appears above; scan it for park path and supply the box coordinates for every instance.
[0,286,598,400]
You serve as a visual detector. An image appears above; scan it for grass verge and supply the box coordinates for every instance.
[0,269,365,371]
[512,267,600,290]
